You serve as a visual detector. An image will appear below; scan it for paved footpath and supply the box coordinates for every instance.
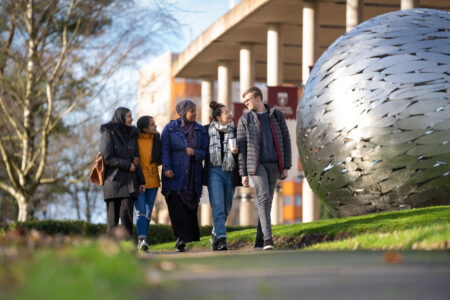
[143,250,450,300]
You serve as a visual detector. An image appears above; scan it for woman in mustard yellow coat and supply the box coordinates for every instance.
[135,116,161,251]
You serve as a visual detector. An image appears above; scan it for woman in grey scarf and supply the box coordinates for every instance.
[204,101,239,251]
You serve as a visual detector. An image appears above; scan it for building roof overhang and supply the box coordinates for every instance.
[171,0,449,85]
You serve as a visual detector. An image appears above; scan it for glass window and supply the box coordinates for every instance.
[295,195,302,206]
[295,218,302,224]
[284,196,291,206]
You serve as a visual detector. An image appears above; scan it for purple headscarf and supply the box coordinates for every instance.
[176,99,196,148]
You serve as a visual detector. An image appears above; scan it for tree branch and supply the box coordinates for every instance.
[0,95,24,139]
[48,0,77,84]
[0,139,20,191]
[0,179,17,197]
[0,13,15,74]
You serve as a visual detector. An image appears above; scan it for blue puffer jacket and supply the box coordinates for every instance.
[161,119,208,197]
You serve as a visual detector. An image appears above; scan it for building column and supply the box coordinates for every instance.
[200,203,213,226]
[267,24,283,225]
[218,61,232,108]
[302,0,319,86]
[270,182,283,225]
[201,78,214,125]
[302,0,320,222]
[346,0,363,32]
[239,189,255,226]
[302,178,320,223]
[401,0,419,9]
[267,24,283,87]
[200,78,214,225]
[240,44,255,97]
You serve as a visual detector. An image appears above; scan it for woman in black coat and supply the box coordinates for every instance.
[100,107,145,237]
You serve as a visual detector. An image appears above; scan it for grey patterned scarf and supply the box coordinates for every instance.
[208,120,235,172]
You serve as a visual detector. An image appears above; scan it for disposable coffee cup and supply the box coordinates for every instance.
[228,138,236,150]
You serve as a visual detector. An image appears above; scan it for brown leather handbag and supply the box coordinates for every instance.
[89,152,104,186]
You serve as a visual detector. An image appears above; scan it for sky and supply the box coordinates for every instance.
[167,0,233,53]
[99,0,234,121]
[49,1,237,223]
[134,0,234,63]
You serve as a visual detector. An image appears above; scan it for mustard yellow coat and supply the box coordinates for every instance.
[137,133,161,189]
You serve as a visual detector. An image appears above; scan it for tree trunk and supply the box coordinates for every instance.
[17,193,34,221]
[84,186,91,223]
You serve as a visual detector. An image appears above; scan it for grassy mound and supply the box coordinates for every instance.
[149,205,450,251]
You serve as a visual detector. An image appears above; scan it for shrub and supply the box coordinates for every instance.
[4,220,106,236]
[2,220,254,245]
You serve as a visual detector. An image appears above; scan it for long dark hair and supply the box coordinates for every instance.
[210,101,225,121]
[137,116,152,133]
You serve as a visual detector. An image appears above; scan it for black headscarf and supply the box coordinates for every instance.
[111,107,132,139]
[176,100,196,148]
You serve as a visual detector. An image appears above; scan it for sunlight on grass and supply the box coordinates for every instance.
[149,206,450,251]
[305,223,450,251]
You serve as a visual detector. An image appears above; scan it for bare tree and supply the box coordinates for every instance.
[0,0,179,221]
[56,115,105,223]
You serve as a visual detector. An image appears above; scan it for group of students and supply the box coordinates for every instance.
[100,86,291,252]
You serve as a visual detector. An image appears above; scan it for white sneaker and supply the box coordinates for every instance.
[263,240,274,250]
[138,239,149,252]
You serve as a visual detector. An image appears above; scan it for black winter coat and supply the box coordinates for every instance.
[100,122,145,200]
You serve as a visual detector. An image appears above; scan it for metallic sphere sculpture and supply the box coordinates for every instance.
[297,9,450,217]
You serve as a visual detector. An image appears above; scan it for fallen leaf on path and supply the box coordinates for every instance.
[384,251,403,264]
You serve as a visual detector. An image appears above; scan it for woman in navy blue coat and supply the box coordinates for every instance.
[161,99,208,252]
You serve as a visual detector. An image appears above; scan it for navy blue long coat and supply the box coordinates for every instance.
[161,119,208,197]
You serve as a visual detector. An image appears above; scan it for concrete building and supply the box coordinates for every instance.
[169,0,448,223]
[139,0,448,225]
[137,53,203,225]
[137,53,202,129]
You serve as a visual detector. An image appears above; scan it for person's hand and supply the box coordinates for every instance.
[134,157,139,165]
[164,170,174,178]
[280,169,288,180]
[139,185,146,193]
[242,176,249,187]
[186,147,195,156]
[231,146,238,154]
[129,164,136,172]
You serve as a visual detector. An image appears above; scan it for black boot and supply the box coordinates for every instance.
[254,236,264,249]
[210,234,218,251]
[175,238,185,252]
[216,238,227,251]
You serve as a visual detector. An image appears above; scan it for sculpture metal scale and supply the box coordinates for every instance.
[297,9,450,217]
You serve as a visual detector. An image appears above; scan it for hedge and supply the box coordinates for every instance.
[2,220,254,245]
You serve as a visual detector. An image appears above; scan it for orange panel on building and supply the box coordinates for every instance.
[282,178,303,224]
[171,78,201,120]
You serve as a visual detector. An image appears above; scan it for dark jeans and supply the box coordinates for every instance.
[106,197,134,238]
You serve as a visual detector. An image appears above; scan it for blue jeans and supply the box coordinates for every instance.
[135,188,157,239]
[208,166,233,239]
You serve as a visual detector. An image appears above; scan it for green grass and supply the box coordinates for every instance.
[149,206,450,251]
[2,240,145,300]
[308,223,450,251]
[1,206,449,299]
